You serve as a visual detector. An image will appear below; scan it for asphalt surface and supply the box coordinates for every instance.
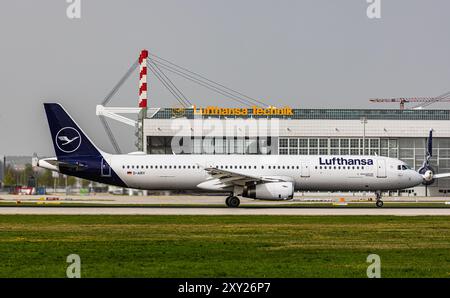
[0,206,449,216]
[1,194,450,215]
[2,194,450,205]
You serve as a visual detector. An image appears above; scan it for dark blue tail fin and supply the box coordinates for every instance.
[44,103,102,158]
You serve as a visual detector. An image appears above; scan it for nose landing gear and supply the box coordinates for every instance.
[375,191,384,208]
[225,195,240,208]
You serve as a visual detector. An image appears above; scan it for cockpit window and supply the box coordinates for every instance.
[402,165,407,170]
[398,164,410,170]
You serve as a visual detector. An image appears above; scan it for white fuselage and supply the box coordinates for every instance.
[104,154,423,192]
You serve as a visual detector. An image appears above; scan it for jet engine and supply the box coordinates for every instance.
[243,182,294,200]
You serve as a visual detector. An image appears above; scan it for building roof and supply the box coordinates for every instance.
[146,108,450,120]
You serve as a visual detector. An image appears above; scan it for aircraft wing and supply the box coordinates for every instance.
[433,173,450,179]
[203,167,288,187]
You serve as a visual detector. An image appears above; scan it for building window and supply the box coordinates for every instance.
[299,139,308,147]
[147,136,173,154]
[289,148,298,155]
[279,138,288,148]
[299,149,308,155]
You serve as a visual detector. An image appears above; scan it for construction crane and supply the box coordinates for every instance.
[370,92,450,110]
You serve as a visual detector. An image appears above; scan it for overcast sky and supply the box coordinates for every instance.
[1,0,449,156]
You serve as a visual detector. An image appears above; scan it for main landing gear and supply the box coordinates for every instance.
[375,191,384,208]
[225,195,240,208]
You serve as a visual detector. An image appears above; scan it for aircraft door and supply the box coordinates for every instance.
[101,158,112,177]
[301,164,310,177]
[376,159,387,178]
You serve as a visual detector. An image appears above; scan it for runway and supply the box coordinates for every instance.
[0,206,449,216]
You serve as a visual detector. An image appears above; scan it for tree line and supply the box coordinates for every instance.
[2,164,90,188]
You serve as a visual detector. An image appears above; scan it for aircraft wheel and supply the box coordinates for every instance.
[228,196,240,208]
[376,200,384,208]
[225,196,232,207]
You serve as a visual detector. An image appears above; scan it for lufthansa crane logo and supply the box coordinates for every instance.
[55,127,82,153]
[172,107,186,118]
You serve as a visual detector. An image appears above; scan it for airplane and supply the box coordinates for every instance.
[35,103,450,208]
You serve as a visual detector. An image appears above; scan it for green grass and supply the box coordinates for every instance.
[0,215,449,277]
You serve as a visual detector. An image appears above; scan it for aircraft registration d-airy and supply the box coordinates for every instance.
[35,103,450,207]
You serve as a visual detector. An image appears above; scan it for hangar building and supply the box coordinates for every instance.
[140,107,450,196]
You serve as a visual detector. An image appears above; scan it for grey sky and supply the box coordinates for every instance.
[1,0,449,156]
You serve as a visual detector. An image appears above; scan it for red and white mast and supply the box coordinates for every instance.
[138,49,148,108]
